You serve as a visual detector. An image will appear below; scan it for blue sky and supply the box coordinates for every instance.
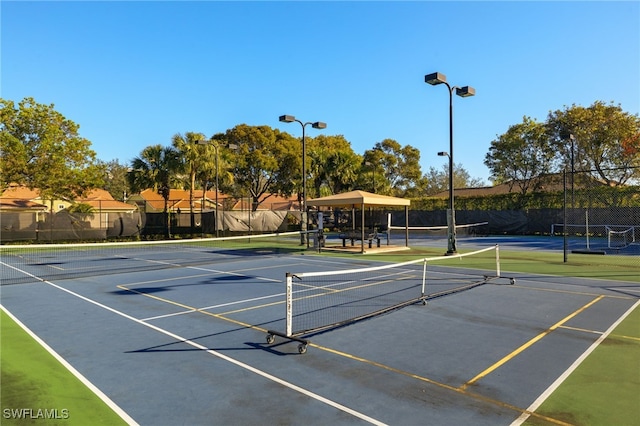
[2,1,639,184]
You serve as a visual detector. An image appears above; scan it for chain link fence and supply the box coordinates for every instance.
[0,199,301,242]
[555,168,640,261]
[0,209,143,242]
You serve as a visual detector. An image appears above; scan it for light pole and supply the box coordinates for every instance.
[426,72,475,255]
[279,115,327,245]
[569,133,575,209]
[437,150,455,251]
[198,140,237,237]
[198,139,220,237]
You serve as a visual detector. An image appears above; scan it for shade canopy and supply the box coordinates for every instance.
[307,190,410,208]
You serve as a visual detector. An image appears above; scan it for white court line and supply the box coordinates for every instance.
[1,304,139,426]
[186,265,281,282]
[8,272,386,426]
[117,268,281,288]
[197,291,286,311]
[142,309,197,321]
[120,265,286,287]
[610,286,640,295]
[510,298,640,426]
[140,292,287,322]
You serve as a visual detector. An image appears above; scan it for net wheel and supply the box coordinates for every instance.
[266,334,275,344]
[298,344,307,354]
[510,278,516,285]
[422,300,427,306]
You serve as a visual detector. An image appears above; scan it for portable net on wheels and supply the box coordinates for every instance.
[267,245,512,353]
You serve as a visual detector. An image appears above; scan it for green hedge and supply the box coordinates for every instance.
[412,187,640,211]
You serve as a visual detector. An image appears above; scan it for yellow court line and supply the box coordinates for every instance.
[117,284,267,332]
[512,284,635,300]
[117,284,572,425]
[217,299,284,316]
[312,343,573,425]
[461,295,605,390]
[117,272,216,287]
[117,285,195,311]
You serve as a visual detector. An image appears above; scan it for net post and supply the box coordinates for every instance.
[286,273,293,337]
[404,207,409,248]
[495,244,501,278]
[421,258,428,305]
[585,210,590,250]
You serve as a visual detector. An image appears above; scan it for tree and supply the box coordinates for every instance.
[100,159,130,201]
[128,144,182,237]
[307,135,361,197]
[359,147,387,194]
[222,124,299,211]
[368,139,422,197]
[484,116,555,195]
[196,133,236,208]
[0,97,104,208]
[423,163,484,196]
[546,101,640,186]
[172,132,207,234]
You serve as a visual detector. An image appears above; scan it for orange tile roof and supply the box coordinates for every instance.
[0,199,47,210]
[0,185,136,211]
[0,185,40,199]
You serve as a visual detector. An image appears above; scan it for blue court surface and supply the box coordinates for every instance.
[1,241,638,425]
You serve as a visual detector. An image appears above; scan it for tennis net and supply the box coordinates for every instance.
[385,214,488,244]
[607,226,637,249]
[267,245,507,353]
[0,231,305,285]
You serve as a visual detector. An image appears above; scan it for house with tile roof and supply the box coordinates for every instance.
[127,189,232,213]
[0,185,140,241]
[128,189,300,212]
[0,185,137,213]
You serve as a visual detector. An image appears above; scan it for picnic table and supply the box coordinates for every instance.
[338,229,382,248]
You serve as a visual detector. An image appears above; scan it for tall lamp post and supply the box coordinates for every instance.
[198,140,237,237]
[279,115,327,245]
[197,139,221,237]
[425,72,475,255]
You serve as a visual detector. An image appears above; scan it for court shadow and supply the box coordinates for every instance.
[125,338,296,356]
[244,341,301,356]
[112,287,171,295]
[209,275,252,281]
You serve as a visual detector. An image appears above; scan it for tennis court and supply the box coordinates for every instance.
[1,232,638,425]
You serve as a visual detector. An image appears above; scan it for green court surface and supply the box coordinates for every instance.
[523,306,640,426]
[0,309,128,425]
[364,246,640,283]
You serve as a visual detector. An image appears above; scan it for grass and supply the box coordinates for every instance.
[523,306,640,426]
[0,309,128,426]
[348,245,640,283]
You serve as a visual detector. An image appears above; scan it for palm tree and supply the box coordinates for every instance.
[196,140,236,236]
[128,144,182,238]
[326,151,360,194]
[172,132,207,236]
